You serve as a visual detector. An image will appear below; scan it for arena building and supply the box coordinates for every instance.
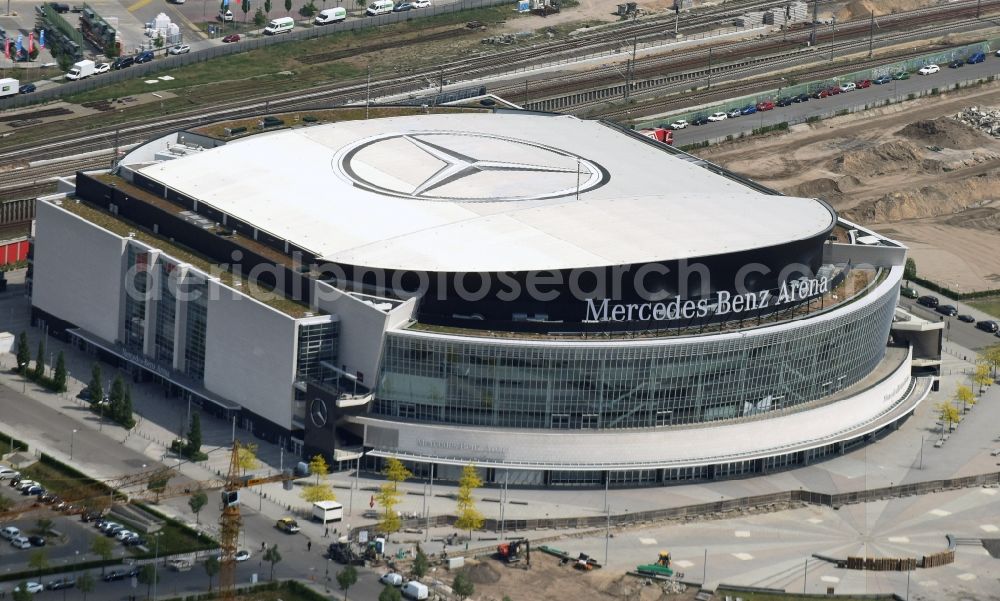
[29,109,938,487]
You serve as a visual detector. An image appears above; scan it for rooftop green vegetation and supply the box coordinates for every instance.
[57,197,313,318]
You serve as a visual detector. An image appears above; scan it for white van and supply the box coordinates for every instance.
[315,7,347,24]
[401,581,428,600]
[366,0,393,15]
[1,526,20,540]
[264,16,294,34]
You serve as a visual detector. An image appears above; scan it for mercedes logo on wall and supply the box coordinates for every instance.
[309,398,329,429]
[334,131,608,202]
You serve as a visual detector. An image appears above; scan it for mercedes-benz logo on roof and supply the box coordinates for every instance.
[334,131,608,202]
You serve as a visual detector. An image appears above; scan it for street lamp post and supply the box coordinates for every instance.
[152,532,160,600]
[71,429,78,460]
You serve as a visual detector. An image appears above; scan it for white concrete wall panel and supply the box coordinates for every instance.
[203,280,297,428]
[32,200,126,343]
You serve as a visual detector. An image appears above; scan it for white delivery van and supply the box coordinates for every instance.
[401,581,429,600]
[264,16,294,34]
[315,7,347,24]
[366,0,394,15]
[311,500,344,523]
[0,78,20,98]
[65,59,96,80]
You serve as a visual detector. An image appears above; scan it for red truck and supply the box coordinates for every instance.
[638,127,674,145]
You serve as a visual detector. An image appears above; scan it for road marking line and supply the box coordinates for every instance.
[731,552,754,561]
[638,538,657,545]
[929,509,951,517]
[806,518,823,524]
[956,573,977,581]
[128,0,155,13]
[888,536,910,543]
[673,560,694,568]
[981,489,998,496]
[821,576,840,583]
[734,530,751,538]
[917,580,938,587]
[981,524,999,533]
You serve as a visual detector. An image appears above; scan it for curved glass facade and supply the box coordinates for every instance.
[371,271,899,430]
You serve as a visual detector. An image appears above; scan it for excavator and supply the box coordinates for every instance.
[636,550,674,577]
[496,539,531,565]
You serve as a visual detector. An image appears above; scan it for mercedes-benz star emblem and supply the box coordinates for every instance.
[335,132,608,202]
[309,399,329,428]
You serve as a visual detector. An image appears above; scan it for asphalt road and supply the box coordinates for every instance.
[669,51,1000,146]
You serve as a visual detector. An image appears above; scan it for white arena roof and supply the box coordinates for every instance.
[137,113,835,272]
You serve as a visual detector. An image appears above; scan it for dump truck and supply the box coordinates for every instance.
[636,550,674,577]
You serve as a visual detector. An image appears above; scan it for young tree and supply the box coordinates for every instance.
[309,453,330,485]
[974,362,992,394]
[379,584,402,601]
[88,363,103,404]
[32,340,45,380]
[35,517,53,535]
[263,544,282,580]
[376,482,402,535]
[412,545,429,578]
[242,0,251,22]
[77,572,95,600]
[955,384,975,413]
[147,471,171,502]
[53,351,67,392]
[237,442,260,475]
[91,535,114,574]
[109,375,126,421]
[204,555,220,592]
[188,490,208,525]
[16,331,30,373]
[285,0,292,15]
[119,385,135,428]
[384,457,412,491]
[903,257,917,281]
[264,0,272,19]
[12,582,33,601]
[982,345,1000,377]
[186,412,203,458]
[254,7,266,27]
[28,548,49,575]
[452,572,475,600]
[137,563,158,599]
[336,564,358,601]
[455,464,484,538]
[301,483,336,503]
[936,401,961,432]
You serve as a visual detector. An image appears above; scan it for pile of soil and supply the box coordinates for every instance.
[832,140,940,177]
[461,560,502,585]
[843,172,1000,223]
[898,118,992,150]
[837,0,937,20]
[791,176,850,201]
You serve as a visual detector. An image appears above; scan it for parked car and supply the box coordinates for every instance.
[95,62,111,74]
[918,64,940,75]
[123,535,147,547]
[775,96,794,107]
[392,2,415,10]
[740,104,758,114]
[219,9,234,21]
[0,468,19,480]
[48,2,70,12]
[134,50,154,64]
[13,582,43,594]
[726,108,742,118]
[111,56,134,70]
[40,493,57,503]
[967,52,986,64]
[755,100,775,111]
[957,314,976,323]
[28,535,46,546]
[991,448,1000,456]
[873,74,892,84]
[707,111,728,122]
[11,535,32,549]
[976,320,998,333]
[900,286,919,299]
[811,88,829,99]
[46,576,77,590]
[948,59,965,69]
[1,526,20,540]
[854,79,871,88]
[667,119,688,129]
[839,82,856,92]
[916,295,940,308]
[235,549,251,562]
[824,86,842,96]
[892,71,910,80]
[934,304,956,316]
[792,93,810,103]
[81,510,104,522]
[691,115,710,126]
[18,83,36,94]
[413,0,431,6]
[168,44,191,55]
[115,529,136,541]
[380,572,404,586]
[24,485,45,496]
[222,34,241,43]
